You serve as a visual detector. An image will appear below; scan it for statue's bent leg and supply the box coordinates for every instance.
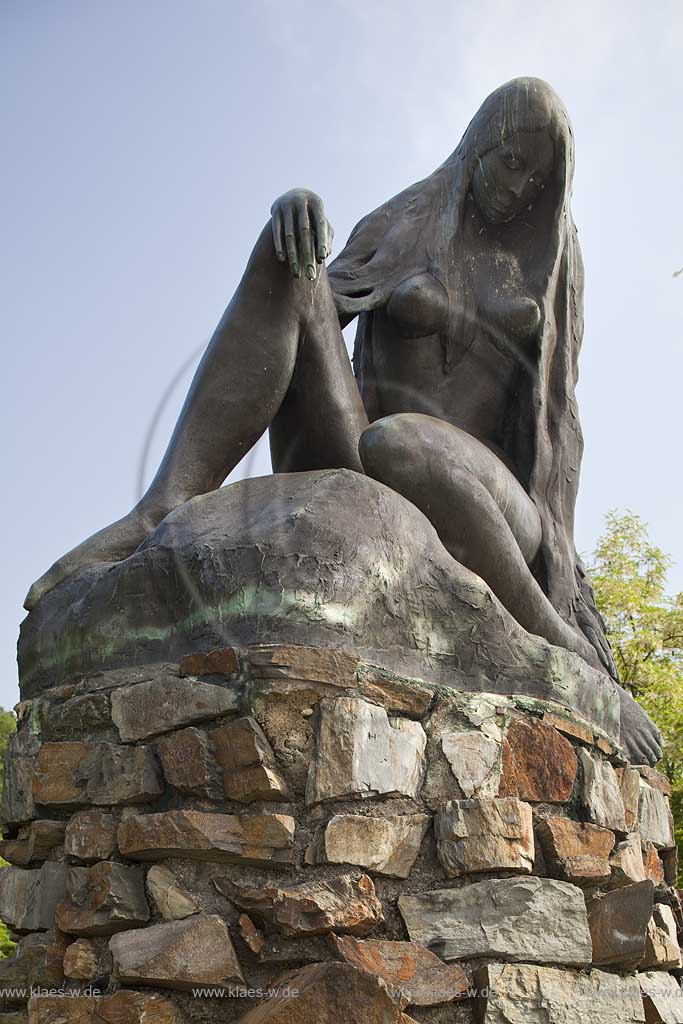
[25,224,363,609]
[359,412,603,670]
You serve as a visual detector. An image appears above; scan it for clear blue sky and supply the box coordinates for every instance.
[2,0,682,710]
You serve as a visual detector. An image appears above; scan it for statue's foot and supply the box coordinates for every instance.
[618,685,663,766]
[24,504,164,611]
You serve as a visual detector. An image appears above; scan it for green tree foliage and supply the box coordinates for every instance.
[0,705,16,957]
[589,511,683,881]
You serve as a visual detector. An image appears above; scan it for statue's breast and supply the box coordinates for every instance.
[385,273,450,338]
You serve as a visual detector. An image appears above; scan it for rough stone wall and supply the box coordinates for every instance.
[0,644,681,1023]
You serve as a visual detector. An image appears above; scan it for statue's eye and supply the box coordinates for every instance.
[501,150,522,171]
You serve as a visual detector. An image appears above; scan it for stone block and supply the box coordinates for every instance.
[306,697,425,805]
[357,667,434,716]
[639,971,683,1023]
[238,961,417,1023]
[110,676,239,742]
[238,914,265,954]
[40,693,111,741]
[609,833,647,886]
[118,810,295,865]
[499,717,578,802]
[616,766,641,830]
[156,727,222,799]
[222,873,383,938]
[475,963,645,1023]
[312,813,429,878]
[109,913,244,990]
[586,879,654,967]
[542,711,594,745]
[639,784,676,850]
[248,644,358,687]
[577,749,627,832]
[0,929,67,997]
[27,992,178,1022]
[642,903,682,970]
[435,797,534,876]
[56,861,149,936]
[1,732,38,830]
[440,731,501,798]
[398,876,592,965]
[179,647,239,677]
[0,821,66,866]
[63,938,98,980]
[332,935,469,1008]
[213,717,289,802]
[638,767,672,795]
[0,862,67,933]
[535,817,613,884]
[645,841,667,885]
[64,810,117,862]
[146,864,198,921]
[32,742,163,807]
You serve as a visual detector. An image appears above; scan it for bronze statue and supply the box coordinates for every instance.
[24,77,661,765]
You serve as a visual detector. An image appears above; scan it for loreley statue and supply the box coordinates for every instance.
[22,77,661,766]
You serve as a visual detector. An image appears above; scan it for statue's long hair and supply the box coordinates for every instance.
[328,77,616,677]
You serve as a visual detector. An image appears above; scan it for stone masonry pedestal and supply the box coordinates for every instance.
[1,642,682,1023]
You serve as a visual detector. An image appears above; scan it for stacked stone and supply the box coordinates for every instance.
[0,643,681,1023]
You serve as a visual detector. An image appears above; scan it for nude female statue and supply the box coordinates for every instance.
[25,77,662,765]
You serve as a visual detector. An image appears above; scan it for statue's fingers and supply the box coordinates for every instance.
[309,198,330,262]
[296,202,316,280]
[283,206,300,278]
[271,206,286,262]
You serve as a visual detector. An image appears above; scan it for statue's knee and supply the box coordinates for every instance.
[359,415,412,477]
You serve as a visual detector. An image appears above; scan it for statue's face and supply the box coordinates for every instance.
[471,130,555,224]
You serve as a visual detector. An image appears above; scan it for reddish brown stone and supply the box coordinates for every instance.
[156,727,222,799]
[32,742,163,807]
[644,842,666,886]
[56,862,150,936]
[213,717,289,802]
[0,820,66,866]
[109,913,244,990]
[638,766,672,796]
[238,913,265,954]
[221,873,384,938]
[615,767,641,832]
[111,676,239,741]
[63,938,98,980]
[332,935,469,1008]
[535,817,614,884]
[27,992,177,1023]
[248,644,359,687]
[499,718,578,803]
[542,712,593,746]
[64,809,117,862]
[179,647,240,677]
[587,880,655,967]
[118,809,295,865]
[0,927,68,995]
[238,961,417,1023]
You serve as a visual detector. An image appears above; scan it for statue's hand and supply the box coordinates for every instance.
[618,684,663,766]
[271,189,333,281]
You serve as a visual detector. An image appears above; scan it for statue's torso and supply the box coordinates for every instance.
[368,234,541,478]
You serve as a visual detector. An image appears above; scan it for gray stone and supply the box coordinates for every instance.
[311,813,430,878]
[639,971,683,1024]
[111,675,239,741]
[146,864,199,921]
[32,740,163,807]
[586,879,655,967]
[40,691,111,740]
[639,784,676,850]
[642,903,682,969]
[435,797,534,876]
[109,913,244,990]
[306,697,426,805]
[578,749,627,832]
[476,963,645,1023]
[0,862,67,933]
[616,766,641,830]
[1,732,38,830]
[398,876,592,965]
[440,731,501,798]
